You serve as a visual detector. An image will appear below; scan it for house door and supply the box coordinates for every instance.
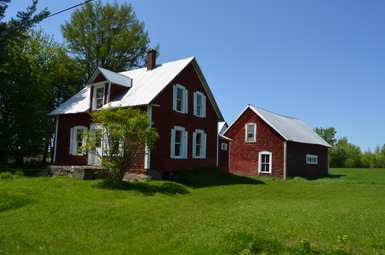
[88,124,103,166]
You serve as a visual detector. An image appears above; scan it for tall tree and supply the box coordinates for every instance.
[313,127,337,147]
[61,0,159,82]
[1,28,81,165]
[0,0,49,166]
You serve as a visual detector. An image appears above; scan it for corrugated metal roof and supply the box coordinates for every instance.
[89,67,132,87]
[249,105,331,147]
[109,57,194,107]
[49,88,90,115]
[49,57,224,122]
[225,105,331,147]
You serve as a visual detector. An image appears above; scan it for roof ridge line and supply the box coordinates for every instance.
[249,104,298,120]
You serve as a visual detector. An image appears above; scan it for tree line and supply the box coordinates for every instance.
[0,0,158,166]
[314,127,385,168]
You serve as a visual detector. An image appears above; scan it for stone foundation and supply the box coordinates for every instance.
[41,166,176,181]
[41,165,106,180]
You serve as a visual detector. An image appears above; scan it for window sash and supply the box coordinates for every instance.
[173,85,188,114]
[259,151,272,173]
[170,126,188,159]
[94,86,105,110]
[176,88,183,112]
[246,123,256,142]
[306,155,318,164]
[193,92,206,117]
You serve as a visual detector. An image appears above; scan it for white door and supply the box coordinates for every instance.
[88,124,103,166]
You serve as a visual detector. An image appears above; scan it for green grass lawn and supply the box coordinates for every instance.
[0,167,384,254]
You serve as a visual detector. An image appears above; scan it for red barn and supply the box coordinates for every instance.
[223,105,330,179]
[49,50,228,179]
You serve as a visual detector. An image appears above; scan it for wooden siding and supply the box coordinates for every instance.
[149,63,218,172]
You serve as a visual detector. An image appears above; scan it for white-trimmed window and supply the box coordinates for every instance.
[192,129,207,158]
[173,84,188,114]
[93,85,105,110]
[221,143,228,151]
[245,123,256,142]
[193,91,206,117]
[259,151,272,173]
[170,126,188,159]
[69,126,88,155]
[306,154,318,164]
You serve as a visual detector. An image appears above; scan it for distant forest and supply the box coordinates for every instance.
[314,127,385,168]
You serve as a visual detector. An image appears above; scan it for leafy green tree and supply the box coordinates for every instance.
[313,127,337,146]
[61,0,159,82]
[82,107,159,183]
[1,28,82,165]
[0,0,49,166]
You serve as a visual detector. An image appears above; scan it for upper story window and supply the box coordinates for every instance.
[259,151,272,173]
[69,126,88,156]
[170,126,188,159]
[193,91,206,117]
[173,84,188,114]
[245,123,256,142]
[192,129,206,158]
[93,85,105,110]
[306,155,318,164]
[221,143,228,151]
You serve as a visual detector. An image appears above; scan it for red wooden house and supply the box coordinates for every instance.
[49,50,230,179]
[223,105,330,179]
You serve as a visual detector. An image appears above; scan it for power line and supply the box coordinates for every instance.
[46,0,94,19]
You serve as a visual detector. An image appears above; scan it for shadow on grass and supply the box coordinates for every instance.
[96,180,190,196]
[173,167,265,188]
[0,166,45,177]
[0,192,34,212]
[301,174,347,181]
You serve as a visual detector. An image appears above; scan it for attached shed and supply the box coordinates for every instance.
[223,105,331,179]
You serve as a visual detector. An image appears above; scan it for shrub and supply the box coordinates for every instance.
[14,170,24,177]
[0,172,13,180]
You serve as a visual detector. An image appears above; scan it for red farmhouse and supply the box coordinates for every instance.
[49,50,230,179]
[223,105,330,179]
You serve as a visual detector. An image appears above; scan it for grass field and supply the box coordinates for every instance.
[0,167,384,254]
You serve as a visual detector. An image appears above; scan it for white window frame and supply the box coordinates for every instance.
[193,91,206,117]
[69,126,88,156]
[245,123,257,142]
[221,143,228,151]
[170,126,188,159]
[259,151,272,174]
[93,84,105,110]
[192,129,207,159]
[306,154,318,164]
[173,84,188,114]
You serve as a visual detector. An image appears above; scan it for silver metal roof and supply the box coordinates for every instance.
[49,57,224,122]
[225,105,331,147]
[109,57,195,107]
[86,67,132,88]
[49,87,90,115]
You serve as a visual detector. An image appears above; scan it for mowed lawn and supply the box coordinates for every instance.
[0,168,384,254]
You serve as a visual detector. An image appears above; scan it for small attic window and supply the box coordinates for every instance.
[93,85,105,110]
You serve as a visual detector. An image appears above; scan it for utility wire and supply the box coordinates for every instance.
[46,0,94,19]
[0,0,94,43]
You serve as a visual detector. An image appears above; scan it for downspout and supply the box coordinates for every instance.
[283,141,287,179]
[107,82,111,103]
[53,115,59,164]
[216,123,219,168]
[144,105,152,170]
[228,142,231,170]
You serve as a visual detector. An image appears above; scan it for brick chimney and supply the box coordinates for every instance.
[147,49,156,70]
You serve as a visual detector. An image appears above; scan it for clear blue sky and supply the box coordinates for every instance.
[5,0,385,152]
